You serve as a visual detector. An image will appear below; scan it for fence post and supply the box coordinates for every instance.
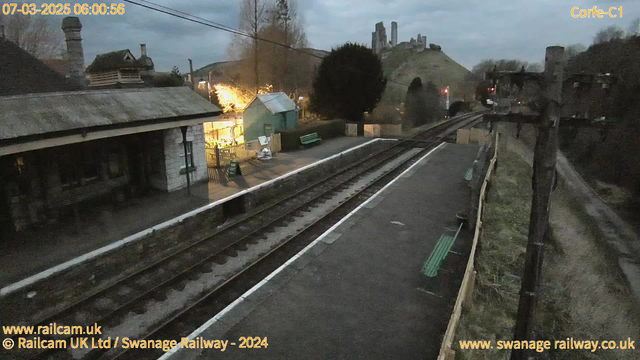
[215,145,220,168]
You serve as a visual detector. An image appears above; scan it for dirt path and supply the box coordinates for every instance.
[501,124,640,300]
[555,152,640,298]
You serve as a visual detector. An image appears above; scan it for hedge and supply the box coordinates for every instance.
[278,119,346,151]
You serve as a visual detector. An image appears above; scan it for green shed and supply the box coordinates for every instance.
[242,92,299,142]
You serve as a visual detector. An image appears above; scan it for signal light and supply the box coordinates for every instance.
[443,88,449,94]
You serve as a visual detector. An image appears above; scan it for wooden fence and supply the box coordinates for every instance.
[437,132,499,360]
[206,133,282,168]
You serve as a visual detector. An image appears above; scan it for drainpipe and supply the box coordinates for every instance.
[188,59,194,91]
[180,126,191,194]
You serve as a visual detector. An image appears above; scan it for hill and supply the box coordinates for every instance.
[380,47,476,103]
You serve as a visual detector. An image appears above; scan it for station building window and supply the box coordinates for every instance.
[179,141,194,169]
[59,145,102,188]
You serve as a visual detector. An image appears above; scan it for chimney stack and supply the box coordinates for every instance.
[140,43,147,57]
[61,17,85,87]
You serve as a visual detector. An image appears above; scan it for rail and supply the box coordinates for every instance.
[437,131,500,360]
[6,112,484,360]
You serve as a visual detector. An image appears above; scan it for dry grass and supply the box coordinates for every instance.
[454,141,640,360]
[538,189,640,360]
[454,148,531,359]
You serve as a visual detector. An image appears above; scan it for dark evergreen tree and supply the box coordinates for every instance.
[310,43,387,121]
[405,77,443,127]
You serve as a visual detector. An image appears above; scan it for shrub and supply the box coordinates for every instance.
[278,119,346,151]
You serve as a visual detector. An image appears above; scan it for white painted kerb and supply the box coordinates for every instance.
[0,138,396,297]
[158,142,446,359]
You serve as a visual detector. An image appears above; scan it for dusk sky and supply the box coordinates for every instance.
[61,0,640,72]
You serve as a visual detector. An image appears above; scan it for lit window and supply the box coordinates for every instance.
[179,141,194,169]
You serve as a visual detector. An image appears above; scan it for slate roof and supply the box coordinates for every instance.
[42,59,69,76]
[247,92,297,115]
[0,87,221,143]
[86,49,144,73]
[0,38,78,96]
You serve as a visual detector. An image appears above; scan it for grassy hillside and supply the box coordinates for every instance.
[380,48,476,102]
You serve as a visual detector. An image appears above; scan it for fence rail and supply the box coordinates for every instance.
[437,132,499,360]
[206,133,282,169]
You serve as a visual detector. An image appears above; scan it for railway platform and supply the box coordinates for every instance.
[171,142,481,360]
[0,136,371,288]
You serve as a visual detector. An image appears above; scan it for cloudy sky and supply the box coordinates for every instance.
[68,0,640,72]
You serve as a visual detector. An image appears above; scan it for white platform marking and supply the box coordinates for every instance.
[157,142,446,359]
[1,138,395,297]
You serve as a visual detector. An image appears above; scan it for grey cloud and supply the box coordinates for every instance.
[39,0,640,72]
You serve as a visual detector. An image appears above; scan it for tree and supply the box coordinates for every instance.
[404,77,442,127]
[628,18,640,37]
[565,43,586,61]
[526,62,543,72]
[259,0,309,93]
[0,13,63,58]
[230,0,268,92]
[471,59,528,78]
[310,43,386,121]
[593,25,625,44]
[153,66,184,87]
[228,0,309,95]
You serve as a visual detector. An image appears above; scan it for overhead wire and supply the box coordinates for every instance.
[123,0,411,88]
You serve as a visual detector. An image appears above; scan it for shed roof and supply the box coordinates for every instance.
[0,87,221,143]
[86,49,143,73]
[247,92,297,115]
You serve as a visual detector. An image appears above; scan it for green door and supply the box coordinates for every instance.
[264,123,273,137]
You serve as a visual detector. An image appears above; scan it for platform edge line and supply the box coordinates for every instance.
[0,138,397,297]
[157,142,446,359]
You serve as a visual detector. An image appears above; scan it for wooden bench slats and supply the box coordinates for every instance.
[300,132,322,145]
[422,235,455,277]
[464,168,473,181]
[422,223,464,278]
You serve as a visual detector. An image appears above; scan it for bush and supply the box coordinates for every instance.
[310,43,387,121]
[449,100,472,117]
[278,119,346,151]
[367,104,401,124]
[404,77,443,128]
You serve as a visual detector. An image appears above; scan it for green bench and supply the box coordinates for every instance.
[421,223,463,278]
[464,168,473,182]
[300,132,322,146]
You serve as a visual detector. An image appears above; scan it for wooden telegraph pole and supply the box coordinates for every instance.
[510,46,565,360]
[485,47,617,359]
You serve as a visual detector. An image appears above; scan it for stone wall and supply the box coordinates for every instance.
[0,139,393,325]
[163,124,208,192]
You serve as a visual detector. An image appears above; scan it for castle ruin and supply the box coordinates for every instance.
[371,21,429,54]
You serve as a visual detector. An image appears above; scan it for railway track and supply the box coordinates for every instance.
[6,111,484,360]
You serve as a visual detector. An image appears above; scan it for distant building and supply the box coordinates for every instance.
[371,21,389,55]
[86,46,154,88]
[371,21,429,54]
[242,93,298,142]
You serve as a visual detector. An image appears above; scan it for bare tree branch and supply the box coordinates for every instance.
[0,12,63,59]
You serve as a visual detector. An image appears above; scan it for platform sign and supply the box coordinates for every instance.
[228,161,241,177]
